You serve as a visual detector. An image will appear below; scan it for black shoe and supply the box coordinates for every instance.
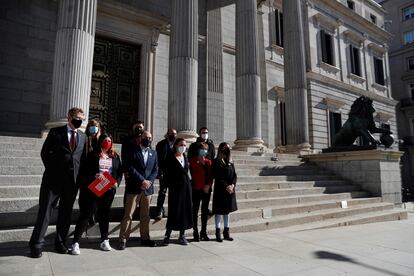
[30,247,42,258]
[215,228,223,243]
[54,243,68,254]
[118,241,126,250]
[141,239,157,247]
[223,227,233,241]
[193,230,200,242]
[163,236,170,246]
[200,231,210,241]
[178,236,189,246]
[155,210,163,220]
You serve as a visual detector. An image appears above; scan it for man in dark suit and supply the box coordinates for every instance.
[118,131,158,248]
[29,107,86,258]
[155,128,177,219]
[188,127,215,160]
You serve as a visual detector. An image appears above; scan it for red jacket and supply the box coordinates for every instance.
[189,157,213,191]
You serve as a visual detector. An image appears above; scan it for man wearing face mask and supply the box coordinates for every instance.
[29,107,87,258]
[155,128,177,219]
[188,127,215,161]
[121,120,145,172]
[119,131,158,248]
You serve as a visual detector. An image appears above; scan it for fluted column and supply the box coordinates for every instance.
[168,0,198,140]
[282,0,311,153]
[45,0,97,129]
[206,8,224,143]
[234,0,264,150]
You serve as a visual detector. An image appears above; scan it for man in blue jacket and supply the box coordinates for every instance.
[118,131,158,248]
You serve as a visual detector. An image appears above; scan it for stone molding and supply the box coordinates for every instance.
[302,149,403,162]
[323,96,346,111]
[307,71,397,105]
[343,30,366,45]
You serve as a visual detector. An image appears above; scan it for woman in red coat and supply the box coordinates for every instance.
[189,142,213,241]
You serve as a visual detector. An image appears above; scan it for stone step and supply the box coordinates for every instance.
[237,174,341,182]
[0,166,44,175]
[0,157,42,167]
[0,202,402,246]
[0,189,368,214]
[237,180,351,190]
[0,149,40,158]
[228,205,405,234]
[236,168,332,176]
[0,136,44,144]
[0,142,44,151]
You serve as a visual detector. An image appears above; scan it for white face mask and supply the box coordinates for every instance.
[178,146,186,153]
[201,133,208,140]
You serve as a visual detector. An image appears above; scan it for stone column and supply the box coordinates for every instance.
[168,0,198,140]
[282,0,311,153]
[234,0,264,150]
[45,0,97,130]
[206,8,224,143]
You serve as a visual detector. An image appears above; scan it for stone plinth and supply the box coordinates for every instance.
[302,150,404,204]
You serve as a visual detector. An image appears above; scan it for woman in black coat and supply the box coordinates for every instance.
[70,133,123,255]
[212,142,237,242]
[163,138,193,245]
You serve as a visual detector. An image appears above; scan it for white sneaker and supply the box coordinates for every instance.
[100,239,112,251]
[70,242,80,255]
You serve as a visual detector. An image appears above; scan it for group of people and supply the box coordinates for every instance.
[28,107,238,258]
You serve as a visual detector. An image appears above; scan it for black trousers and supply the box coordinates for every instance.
[156,178,168,213]
[29,180,78,249]
[73,188,115,243]
[192,189,211,232]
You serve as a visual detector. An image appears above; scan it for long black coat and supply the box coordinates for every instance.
[164,154,193,231]
[212,158,238,215]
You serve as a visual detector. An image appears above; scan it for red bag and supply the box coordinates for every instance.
[88,171,117,197]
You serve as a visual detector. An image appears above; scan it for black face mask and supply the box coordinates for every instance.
[222,147,230,155]
[71,119,82,129]
[167,134,176,142]
[141,138,151,148]
[134,127,143,137]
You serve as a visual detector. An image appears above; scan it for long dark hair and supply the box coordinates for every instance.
[97,133,118,158]
[217,142,231,163]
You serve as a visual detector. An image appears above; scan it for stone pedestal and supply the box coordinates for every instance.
[233,0,264,150]
[168,0,198,140]
[302,150,404,204]
[45,0,97,131]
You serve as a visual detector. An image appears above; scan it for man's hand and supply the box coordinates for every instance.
[203,185,210,194]
[141,180,152,190]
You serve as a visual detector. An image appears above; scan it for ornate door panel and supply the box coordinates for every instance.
[90,36,141,143]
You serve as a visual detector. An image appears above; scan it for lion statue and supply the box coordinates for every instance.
[333,96,392,147]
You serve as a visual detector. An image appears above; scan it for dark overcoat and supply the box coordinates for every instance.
[41,125,86,191]
[212,158,238,215]
[164,154,193,230]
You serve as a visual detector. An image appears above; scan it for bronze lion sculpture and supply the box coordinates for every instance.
[333,96,392,147]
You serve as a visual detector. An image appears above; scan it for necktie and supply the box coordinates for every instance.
[70,130,77,152]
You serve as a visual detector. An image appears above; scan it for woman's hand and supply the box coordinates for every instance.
[226,184,235,194]
[203,185,210,194]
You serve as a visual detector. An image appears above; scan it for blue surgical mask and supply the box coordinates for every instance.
[199,149,208,157]
[89,126,98,135]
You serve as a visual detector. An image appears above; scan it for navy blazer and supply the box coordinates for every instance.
[124,143,158,195]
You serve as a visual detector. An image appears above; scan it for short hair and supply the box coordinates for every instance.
[195,142,208,151]
[198,127,208,134]
[68,107,84,117]
[132,120,144,127]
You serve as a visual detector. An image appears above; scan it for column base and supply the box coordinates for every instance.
[276,143,312,155]
[177,130,198,143]
[233,138,265,152]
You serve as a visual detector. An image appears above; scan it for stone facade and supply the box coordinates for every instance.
[0,0,398,152]
[380,0,414,199]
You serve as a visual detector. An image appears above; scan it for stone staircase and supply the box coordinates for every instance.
[0,136,407,247]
